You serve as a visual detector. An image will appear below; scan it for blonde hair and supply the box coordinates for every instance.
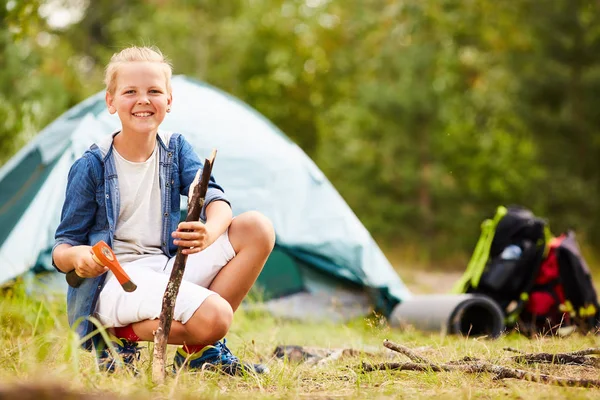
[104,46,173,94]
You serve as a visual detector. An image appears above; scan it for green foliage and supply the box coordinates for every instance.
[510,0,600,242]
[0,0,71,164]
[0,280,64,338]
[3,0,600,263]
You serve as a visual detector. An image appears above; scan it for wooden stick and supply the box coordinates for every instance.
[505,349,600,367]
[505,347,600,357]
[503,347,525,354]
[152,149,217,384]
[568,348,600,357]
[364,340,600,388]
[360,361,600,388]
[383,339,430,364]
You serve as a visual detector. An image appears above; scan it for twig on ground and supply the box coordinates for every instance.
[446,356,482,364]
[315,350,345,366]
[274,345,377,365]
[505,348,600,368]
[562,348,600,357]
[383,339,430,364]
[503,347,525,354]
[360,361,600,388]
[505,347,600,357]
[362,340,600,388]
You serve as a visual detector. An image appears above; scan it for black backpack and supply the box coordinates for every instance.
[453,205,600,335]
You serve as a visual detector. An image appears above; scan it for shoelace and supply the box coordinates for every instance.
[100,341,140,361]
[120,341,141,363]
[216,340,268,375]
[216,340,240,364]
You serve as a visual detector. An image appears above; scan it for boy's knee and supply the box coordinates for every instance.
[188,295,233,341]
[251,212,275,250]
[232,211,275,251]
[210,297,234,337]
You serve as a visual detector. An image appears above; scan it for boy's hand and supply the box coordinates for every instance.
[172,221,214,254]
[71,246,109,278]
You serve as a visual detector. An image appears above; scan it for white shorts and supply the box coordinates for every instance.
[95,230,236,328]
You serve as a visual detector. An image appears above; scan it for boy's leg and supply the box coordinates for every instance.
[207,211,275,310]
[160,211,274,374]
[173,210,275,310]
[128,294,232,347]
[96,256,233,347]
[128,211,272,346]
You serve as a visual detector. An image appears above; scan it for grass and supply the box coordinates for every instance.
[0,276,599,399]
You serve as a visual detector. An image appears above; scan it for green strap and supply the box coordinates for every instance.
[542,225,553,258]
[451,206,507,293]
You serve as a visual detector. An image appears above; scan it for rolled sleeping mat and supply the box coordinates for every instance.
[389,294,505,338]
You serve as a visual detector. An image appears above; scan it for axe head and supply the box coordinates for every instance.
[92,241,137,292]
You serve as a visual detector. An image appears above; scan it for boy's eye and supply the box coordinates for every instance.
[124,90,135,94]
[150,89,162,94]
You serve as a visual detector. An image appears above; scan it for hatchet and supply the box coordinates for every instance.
[65,241,137,292]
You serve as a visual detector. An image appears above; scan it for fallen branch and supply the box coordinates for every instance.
[569,348,600,357]
[152,149,217,384]
[360,361,600,388]
[273,345,378,365]
[505,347,600,357]
[383,339,430,364]
[504,348,600,368]
[361,340,600,388]
[503,347,524,354]
[316,349,345,366]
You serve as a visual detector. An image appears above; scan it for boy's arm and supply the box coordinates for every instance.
[174,135,232,254]
[204,199,233,238]
[52,155,105,277]
[177,135,230,221]
[53,243,108,277]
[172,199,232,255]
[53,243,82,273]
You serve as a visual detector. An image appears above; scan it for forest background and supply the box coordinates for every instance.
[3,0,600,270]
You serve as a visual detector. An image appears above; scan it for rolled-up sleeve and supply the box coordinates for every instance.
[52,155,98,269]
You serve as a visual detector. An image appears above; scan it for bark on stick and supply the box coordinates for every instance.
[152,149,217,384]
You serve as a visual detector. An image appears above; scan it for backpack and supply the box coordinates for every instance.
[453,205,600,336]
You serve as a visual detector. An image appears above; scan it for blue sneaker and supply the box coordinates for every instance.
[173,339,268,375]
[95,336,141,373]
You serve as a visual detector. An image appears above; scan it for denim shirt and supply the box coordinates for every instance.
[53,131,229,349]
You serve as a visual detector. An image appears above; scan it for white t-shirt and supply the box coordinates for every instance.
[111,144,164,263]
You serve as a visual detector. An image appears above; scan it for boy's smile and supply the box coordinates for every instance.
[105,61,172,137]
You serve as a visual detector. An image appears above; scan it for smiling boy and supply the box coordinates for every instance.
[53,46,274,374]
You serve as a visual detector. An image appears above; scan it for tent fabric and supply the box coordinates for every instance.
[0,76,411,309]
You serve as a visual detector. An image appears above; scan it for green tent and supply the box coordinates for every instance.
[0,76,411,317]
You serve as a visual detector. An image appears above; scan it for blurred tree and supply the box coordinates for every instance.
[0,0,70,163]
[312,0,545,256]
[510,0,600,244]
[200,0,337,156]
[3,0,600,263]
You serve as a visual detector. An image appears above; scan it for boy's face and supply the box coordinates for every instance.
[105,62,172,136]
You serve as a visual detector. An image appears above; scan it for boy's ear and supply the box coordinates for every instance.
[166,93,173,113]
[105,92,116,114]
